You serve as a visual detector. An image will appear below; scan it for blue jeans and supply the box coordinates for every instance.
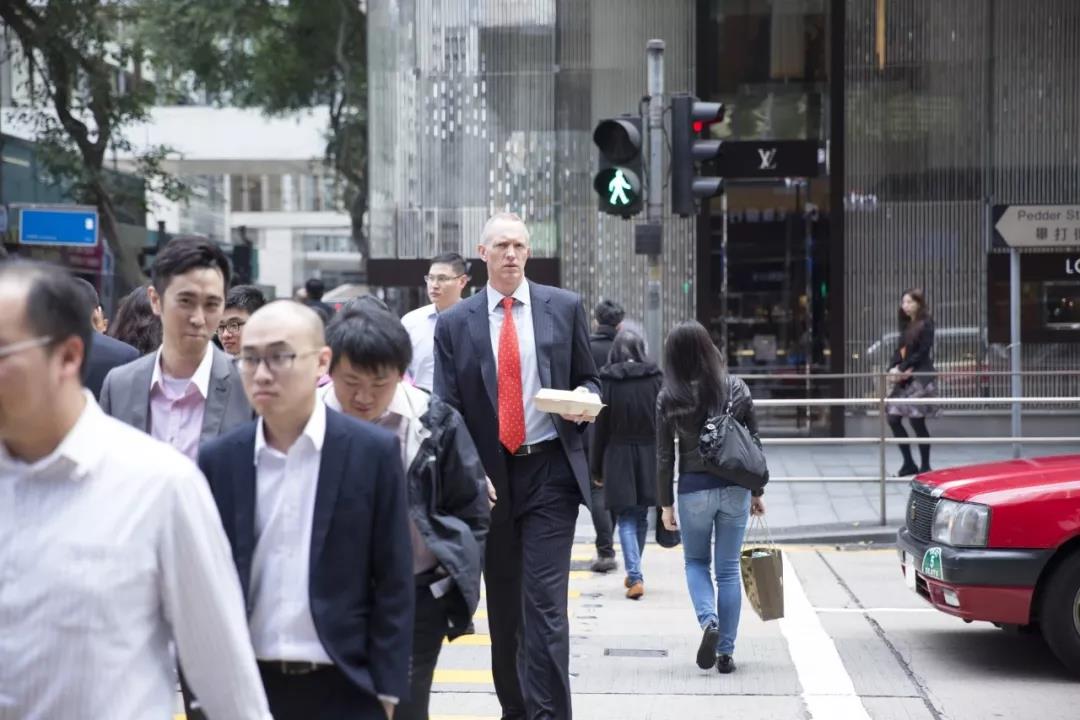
[617,507,649,584]
[677,485,751,655]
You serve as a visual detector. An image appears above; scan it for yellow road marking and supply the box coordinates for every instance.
[473,609,487,620]
[433,668,494,684]
[568,570,590,581]
[432,716,498,720]
[446,633,491,646]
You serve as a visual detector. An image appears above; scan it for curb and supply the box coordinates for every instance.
[770,522,903,546]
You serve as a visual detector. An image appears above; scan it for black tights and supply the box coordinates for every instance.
[888,415,931,470]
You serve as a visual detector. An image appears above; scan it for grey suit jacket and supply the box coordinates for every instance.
[99,345,252,442]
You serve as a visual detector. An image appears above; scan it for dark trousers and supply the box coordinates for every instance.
[259,662,387,720]
[487,448,581,720]
[396,586,449,720]
[589,480,615,559]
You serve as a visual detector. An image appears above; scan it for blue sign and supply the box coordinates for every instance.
[18,206,99,247]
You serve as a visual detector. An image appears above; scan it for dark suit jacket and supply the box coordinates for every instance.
[99,345,251,440]
[433,281,600,524]
[83,332,139,400]
[198,409,415,701]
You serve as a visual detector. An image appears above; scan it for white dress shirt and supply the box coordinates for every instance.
[487,282,558,445]
[249,398,332,664]
[0,393,271,720]
[401,303,439,391]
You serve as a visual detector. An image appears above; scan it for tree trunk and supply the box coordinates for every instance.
[94,183,146,293]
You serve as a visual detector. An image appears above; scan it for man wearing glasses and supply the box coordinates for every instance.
[218,285,267,358]
[199,300,414,720]
[0,261,271,720]
[401,252,469,392]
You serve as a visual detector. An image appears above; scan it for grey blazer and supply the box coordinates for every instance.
[99,346,252,441]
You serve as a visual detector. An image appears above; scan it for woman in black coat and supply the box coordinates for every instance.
[590,331,662,600]
[887,287,940,476]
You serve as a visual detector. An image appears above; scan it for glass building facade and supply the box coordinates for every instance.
[368,0,1080,429]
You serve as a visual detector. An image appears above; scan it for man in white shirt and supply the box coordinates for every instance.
[0,260,271,720]
[401,252,469,391]
[198,300,415,720]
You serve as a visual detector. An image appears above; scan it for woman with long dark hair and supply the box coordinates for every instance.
[108,285,162,356]
[656,321,765,675]
[589,330,662,600]
[887,288,939,475]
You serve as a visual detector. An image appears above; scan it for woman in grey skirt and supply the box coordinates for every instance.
[887,288,939,476]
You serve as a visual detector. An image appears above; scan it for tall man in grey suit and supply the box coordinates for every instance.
[100,237,251,459]
[434,213,600,720]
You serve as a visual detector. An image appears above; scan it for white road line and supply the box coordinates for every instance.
[778,553,873,720]
[814,607,935,614]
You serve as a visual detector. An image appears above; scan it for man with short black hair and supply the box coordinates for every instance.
[322,305,489,720]
[218,284,267,358]
[71,276,138,400]
[0,260,271,720]
[402,252,469,392]
[304,277,336,322]
[100,236,251,462]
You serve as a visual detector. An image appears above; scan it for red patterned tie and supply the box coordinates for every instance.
[498,296,526,453]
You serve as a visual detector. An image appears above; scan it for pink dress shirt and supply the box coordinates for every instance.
[149,347,214,461]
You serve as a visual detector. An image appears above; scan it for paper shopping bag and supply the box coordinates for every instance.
[740,546,784,621]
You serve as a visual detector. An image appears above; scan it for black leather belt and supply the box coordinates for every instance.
[258,660,331,676]
[511,439,560,457]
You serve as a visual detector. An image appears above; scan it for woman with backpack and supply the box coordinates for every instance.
[656,321,765,675]
[589,330,663,600]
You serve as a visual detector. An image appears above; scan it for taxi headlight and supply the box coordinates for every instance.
[931,499,990,547]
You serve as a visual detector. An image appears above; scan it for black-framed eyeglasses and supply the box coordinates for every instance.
[0,335,52,360]
[217,319,247,334]
[234,349,320,375]
[423,274,464,285]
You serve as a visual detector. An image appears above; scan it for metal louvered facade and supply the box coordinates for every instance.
[844,0,1080,402]
[368,0,698,331]
[368,0,1080,411]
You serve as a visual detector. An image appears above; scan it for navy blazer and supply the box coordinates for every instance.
[433,281,600,524]
[198,409,415,701]
[83,332,139,400]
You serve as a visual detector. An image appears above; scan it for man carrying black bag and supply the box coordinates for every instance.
[655,321,766,675]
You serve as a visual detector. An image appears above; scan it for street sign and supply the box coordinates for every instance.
[17,205,99,247]
[717,140,822,179]
[993,204,1080,248]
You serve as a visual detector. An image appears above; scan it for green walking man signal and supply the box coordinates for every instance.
[608,170,633,206]
[592,115,644,217]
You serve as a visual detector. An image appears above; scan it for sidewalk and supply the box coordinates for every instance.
[576,441,1080,546]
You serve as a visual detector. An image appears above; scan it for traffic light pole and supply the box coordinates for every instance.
[645,39,665,365]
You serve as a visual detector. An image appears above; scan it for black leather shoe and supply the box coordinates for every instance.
[716,654,736,674]
[696,622,719,669]
[896,462,919,477]
[919,464,932,474]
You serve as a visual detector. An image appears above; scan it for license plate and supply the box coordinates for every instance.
[903,552,918,590]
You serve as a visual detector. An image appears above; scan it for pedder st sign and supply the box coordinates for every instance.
[993,204,1080,248]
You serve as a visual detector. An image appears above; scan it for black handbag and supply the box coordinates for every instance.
[654,506,681,548]
[698,391,769,493]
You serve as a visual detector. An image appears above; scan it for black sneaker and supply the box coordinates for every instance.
[716,654,736,674]
[590,556,617,573]
[696,622,720,669]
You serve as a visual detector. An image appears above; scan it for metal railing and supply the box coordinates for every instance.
[734,369,1080,526]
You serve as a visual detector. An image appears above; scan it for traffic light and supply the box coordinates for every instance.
[593,115,643,217]
[671,93,726,217]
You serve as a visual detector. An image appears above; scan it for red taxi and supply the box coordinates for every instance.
[897,455,1080,675]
